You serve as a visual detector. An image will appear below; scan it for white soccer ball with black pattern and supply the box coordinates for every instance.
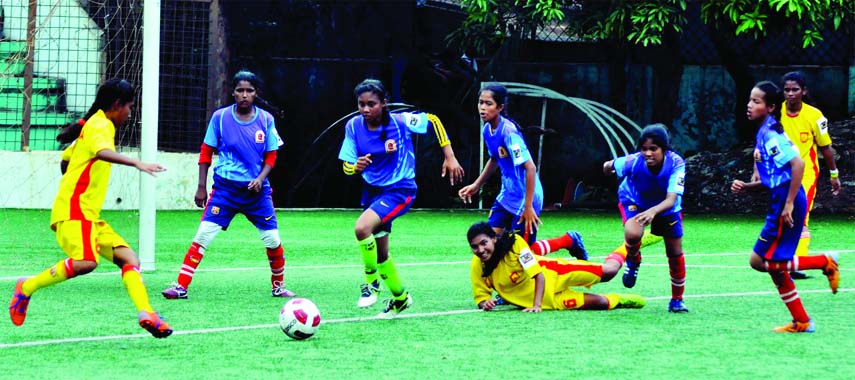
[279,298,321,340]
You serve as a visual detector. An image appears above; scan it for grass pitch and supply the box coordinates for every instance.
[1,209,853,380]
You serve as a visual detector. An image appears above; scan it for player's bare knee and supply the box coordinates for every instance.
[74,260,98,275]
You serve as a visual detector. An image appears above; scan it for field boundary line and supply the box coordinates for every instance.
[2,288,852,349]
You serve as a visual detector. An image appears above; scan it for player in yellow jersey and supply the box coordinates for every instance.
[467,222,645,312]
[8,79,173,338]
[778,71,841,279]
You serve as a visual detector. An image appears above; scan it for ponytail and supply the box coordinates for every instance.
[57,78,134,144]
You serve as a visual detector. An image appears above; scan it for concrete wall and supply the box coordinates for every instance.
[0,151,210,210]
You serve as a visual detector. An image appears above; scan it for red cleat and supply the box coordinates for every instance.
[9,278,31,326]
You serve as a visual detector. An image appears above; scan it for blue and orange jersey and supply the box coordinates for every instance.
[470,235,603,310]
[613,150,685,215]
[755,115,800,189]
[338,112,431,188]
[51,110,116,225]
[203,104,283,186]
[482,115,543,215]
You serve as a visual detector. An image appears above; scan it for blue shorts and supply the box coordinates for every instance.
[488,203,537,244]
[362,183,416,235]
[753,184,806,261]
[619,203,683,238]
[202,176,278,231]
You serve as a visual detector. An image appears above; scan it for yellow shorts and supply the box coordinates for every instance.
[552,288,588,310]
[54,220,129,263]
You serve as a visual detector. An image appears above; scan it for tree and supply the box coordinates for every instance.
[449,0,855,140]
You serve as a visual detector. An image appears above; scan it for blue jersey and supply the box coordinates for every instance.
[203,105,283,185]
[338,112,429,188]
[613,150,685,215]
[754,115,799,189]
[483,116,543,215]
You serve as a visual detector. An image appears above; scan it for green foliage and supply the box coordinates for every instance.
[451,0,854,51]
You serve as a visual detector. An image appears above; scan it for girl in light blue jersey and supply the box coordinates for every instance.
[459,84,589,264]
[731,81,838,333]
[338,78,464,317]
[603,124,689,313]
[162,70,294,300]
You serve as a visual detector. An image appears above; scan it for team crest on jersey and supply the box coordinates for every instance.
[211,206,220,215]
[385,139,398,153]
[799,132,809,143]
[498,146,508,158]
[255,130,265,143]
[509,271,521,284]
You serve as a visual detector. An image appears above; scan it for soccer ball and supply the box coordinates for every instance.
[279,298,321,340]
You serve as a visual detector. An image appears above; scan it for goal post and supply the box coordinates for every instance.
[139,0,161,271]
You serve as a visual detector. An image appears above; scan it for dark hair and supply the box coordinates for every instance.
[57,78,134,144]
[232,69,282,118]
[478,83,525,132]
[467,221,515,277]
[479,83,508,108]
[354,78,390,127]
[753,80,784,132]
[638,123,671,151]
[780,71,812,104]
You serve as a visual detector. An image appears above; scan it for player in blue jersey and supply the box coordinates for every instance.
[162,70,295,300]
[339,78,465,317]
[731,81,839,333]
[602,124,689,313]
[458,84,589,262]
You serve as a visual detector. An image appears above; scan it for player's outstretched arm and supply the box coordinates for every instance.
[96,149,165,176]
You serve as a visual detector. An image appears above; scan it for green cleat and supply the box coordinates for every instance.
[613,293,646,309]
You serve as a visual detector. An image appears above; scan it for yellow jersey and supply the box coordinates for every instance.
[51,110,116,226]
[780,103,832,182]
[470,235,602,309]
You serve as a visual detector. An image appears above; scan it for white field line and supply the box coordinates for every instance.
[2,249,853,282]
[2,287,852,349]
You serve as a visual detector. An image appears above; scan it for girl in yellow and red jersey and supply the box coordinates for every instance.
[8,79,172,338]
[467,222,645,312]
[777,71,841,279]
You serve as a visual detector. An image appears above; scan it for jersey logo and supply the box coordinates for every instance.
[678,176,685,187]
[385,139,397,153]
[799,132,809,143]
[510,143,522,159]
[518,248,536,270]
[628,205,637,212]
[498,146,508,158]
[211,206,220,215]
[509,271,520,284]
[769,146,779,156]
[563,298,577,309]
[408,114,418,126]
[255,130,265,143]
[817,117,828,134]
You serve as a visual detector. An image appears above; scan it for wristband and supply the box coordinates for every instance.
[829,169,839,179]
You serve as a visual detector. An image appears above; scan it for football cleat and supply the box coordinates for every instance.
[668,299,689,313]
[614,294,646,309]
[566,231,589,261]
[272,281,296,298]
[357,282,380,308]
[773,320,815,333]
[9,278,31,326]
[823,253,839,294]
[138,311,173,338]
[161,283,188,299]
[377,292,413,319]
[622,254,641,288]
